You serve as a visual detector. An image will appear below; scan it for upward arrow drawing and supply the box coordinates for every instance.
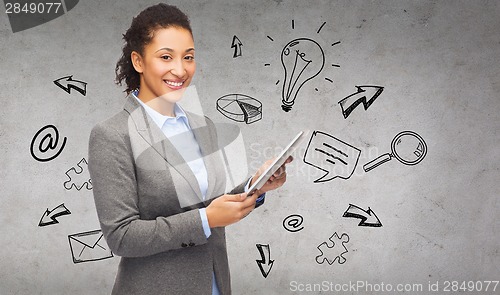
[338,85,384,119]
[231,35,243,58]
[54,75,87,96]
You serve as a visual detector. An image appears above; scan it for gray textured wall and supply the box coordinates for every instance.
[1,0,499,294]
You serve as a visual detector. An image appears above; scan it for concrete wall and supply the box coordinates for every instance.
[0,0,499,294]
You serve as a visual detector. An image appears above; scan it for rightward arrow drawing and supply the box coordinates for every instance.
[38,203,71,227]
[231,35,243,58]
[338,85,384,119]
[342,204,382,227]
[256,244,274,278]
[54,75,87,96]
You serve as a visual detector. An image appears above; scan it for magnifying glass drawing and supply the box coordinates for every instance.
[363,131,427,172]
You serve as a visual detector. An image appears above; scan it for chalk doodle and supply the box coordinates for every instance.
[331,41,341,68]
[283,214,304,232]
[264,21,340,112]
[256,244,274,278]
[68,230,113,264]
[30,124,67,162]
[63,158,92,191]
[303,131,360,183]
[338,85,384,119]
[231,35,243,58]
[280,38,325,112]
[316,232,350,265]
[216,94,262,124]
[343,204,382,227]
[38,203,71,227]
[317,21,326,34]
[54,75,87,96]
[364,131,427,172]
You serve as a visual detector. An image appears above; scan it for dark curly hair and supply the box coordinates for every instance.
[115,3,192,94]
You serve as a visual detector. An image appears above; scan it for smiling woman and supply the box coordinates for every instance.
[88,3,292,295]
[130,27,196,113]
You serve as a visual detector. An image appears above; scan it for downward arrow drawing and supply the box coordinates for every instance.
[338,85,384,119]
[231,35,243,58]
[54,75,87,96]
[38,203,71,227]
[256,244,274,278]
[342,204,382,227]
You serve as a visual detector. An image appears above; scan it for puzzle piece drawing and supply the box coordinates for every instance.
[316,232,349,265]
[64,158,92,191]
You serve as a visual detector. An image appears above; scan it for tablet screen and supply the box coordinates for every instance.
[248,130,308,194]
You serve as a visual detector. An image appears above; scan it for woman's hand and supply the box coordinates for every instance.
[206,192,259,228]
[250,156,293,194]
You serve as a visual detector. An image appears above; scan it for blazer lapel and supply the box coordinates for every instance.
[124,95,203,201]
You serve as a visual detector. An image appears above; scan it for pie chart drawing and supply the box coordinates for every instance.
[216,94,263,124]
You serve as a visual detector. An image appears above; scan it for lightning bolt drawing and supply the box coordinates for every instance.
[338,85,384,119]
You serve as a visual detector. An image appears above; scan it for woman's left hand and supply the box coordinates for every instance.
[250,156,293,194]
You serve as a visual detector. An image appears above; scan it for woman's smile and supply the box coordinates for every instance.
[164,79,185,89]
[132,26,196,104]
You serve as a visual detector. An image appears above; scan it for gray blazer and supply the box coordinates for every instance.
[88,95,246,294]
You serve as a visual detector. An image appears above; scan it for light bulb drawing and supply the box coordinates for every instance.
[264,20,340,112]
[280,38,325,112]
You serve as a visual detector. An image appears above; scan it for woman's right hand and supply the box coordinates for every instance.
[205,192,259,228]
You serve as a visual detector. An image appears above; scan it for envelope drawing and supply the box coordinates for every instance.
[68,229,114,264]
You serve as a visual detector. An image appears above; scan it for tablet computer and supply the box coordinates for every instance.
[248,130,308,195]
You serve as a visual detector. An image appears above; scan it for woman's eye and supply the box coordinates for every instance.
[185,55,195,61]
[161,55,172,60]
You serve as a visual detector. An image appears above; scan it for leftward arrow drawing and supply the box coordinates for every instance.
[38,203,72,227]
[256,244,274,278]
[338,85,384,119]
[342,204,382,227]
[54,75,87,96]
[231,35,243,58]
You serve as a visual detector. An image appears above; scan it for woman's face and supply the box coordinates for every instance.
[132,26,196,103]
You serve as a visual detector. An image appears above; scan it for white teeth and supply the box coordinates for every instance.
[164,80,183,87]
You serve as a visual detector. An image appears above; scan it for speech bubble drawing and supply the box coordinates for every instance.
[303,131,360,183]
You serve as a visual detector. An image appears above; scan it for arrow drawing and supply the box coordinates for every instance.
[54,75,87,96]
[38,203,71,227]
[256,244,274,278]
[338,85,384,119]
[342,204,382,227]
[231,35,243,58]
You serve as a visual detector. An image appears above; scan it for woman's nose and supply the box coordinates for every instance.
[170,59,186,77]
